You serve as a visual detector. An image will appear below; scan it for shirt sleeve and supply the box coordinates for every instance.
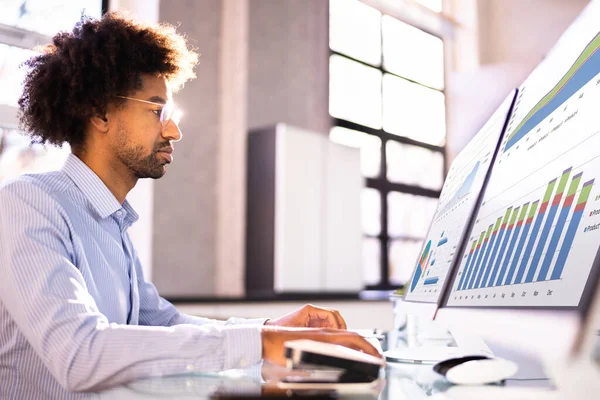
[133,249,269,327]
[0,180,263,393]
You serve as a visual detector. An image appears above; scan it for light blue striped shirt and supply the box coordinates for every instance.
[0,154,265,399]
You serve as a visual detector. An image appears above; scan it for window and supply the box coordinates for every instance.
[0,1,103,108]
[0,1,103,182]
[329,0,447,289]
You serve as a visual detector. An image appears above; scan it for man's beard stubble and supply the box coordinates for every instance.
[114,123,168,179]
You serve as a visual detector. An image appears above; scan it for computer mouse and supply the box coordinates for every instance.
[433,355,518,385]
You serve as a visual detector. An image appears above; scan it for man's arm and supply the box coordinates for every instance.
[0,180,262,392]
[134,254,268,327]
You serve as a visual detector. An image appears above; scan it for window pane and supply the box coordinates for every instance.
[415,0,443,13]
[386,141,444,190]
[362,188,381,236]
[329,0,381,66]
[0,127,70,184]
[0,45,38,107]
[330,126,381,178]
[363,238,381,285]
[383,73,446,145]
[0,0,102,36]
[382,16,444,90]
[389,239,423,285]
[330,55,382,129]
[387,192,437,238]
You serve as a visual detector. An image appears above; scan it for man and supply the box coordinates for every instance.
[0,12,380,399]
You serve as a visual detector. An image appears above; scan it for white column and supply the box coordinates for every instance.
[216,0,249,296]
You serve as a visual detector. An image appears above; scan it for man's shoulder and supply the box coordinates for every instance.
[0,171,73,203]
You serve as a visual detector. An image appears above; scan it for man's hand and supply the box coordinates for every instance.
[261,326,383,366]
[264,304,347,329]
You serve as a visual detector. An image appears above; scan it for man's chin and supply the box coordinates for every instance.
[137,166,167,180]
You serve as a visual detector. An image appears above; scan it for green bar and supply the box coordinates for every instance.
[555,168,572,196]
[502,207,513,225]
[509,207,520,226]
[527,201,539,218]
[493,217,502,233]
[470,241,477,251]
[577,181,594,205]
[484,225,493,240]
[476,232,485,247]
[566,175,582,197]
[542,180,557,204]
[518,203,530,221]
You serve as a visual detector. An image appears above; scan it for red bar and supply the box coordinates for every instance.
[551,194,563,207]
[575,201,588,213]
[562,193,576,208]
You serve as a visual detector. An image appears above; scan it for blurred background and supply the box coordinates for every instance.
[0,0,590,328]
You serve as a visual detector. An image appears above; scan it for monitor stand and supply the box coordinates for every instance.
[384,328,494,364]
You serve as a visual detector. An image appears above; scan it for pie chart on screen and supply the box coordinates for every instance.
[410,240,432,292]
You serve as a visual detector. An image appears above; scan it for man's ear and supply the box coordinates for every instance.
[89,112,110,133]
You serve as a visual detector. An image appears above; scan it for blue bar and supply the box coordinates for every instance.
[438,237,448,246]
[467,227,493,290]
[503,206,530,285]
[537,201,572,281]
[464,244,485,290]
[551,179,594,280]
[512,221,534,284]
[525,207,563,283]
[482,226,507,287]
[474,227,501,289]
[491,226,515,286]
[430,259,436,266]
[457,244,476,291]
[424,277,439,285]
[515,214,543,283]
[550,210,584,280]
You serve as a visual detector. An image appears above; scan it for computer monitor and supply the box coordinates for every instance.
[385,91,518,363]
[399,89,518,321]
[436,0,600,361]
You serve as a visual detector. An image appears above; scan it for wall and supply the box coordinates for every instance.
[247,0,330,134]
[154,0,223,297]
[152,0,330,298]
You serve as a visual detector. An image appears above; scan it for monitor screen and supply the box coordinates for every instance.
[445,2,600,309]
[403,90,517,304]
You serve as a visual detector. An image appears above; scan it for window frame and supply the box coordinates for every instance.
[329,2,448,290]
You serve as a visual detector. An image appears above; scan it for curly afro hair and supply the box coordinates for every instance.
[18,12,199,151]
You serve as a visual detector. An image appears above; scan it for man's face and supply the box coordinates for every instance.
[109,75,182,179]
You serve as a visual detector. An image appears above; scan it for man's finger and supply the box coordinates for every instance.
[331,309,347,330]
[338,337,382,359]
[321,307,346,330]
[309,309,341,329]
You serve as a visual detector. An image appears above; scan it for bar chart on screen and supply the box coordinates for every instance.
[448,29,600,307]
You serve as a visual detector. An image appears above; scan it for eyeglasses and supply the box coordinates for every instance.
[115,95,182,127]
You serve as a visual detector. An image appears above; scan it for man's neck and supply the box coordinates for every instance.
[73,151,137,204]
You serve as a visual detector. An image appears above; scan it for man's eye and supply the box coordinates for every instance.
[152,109,162,118]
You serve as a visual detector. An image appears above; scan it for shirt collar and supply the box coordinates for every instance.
[62,154,139,223]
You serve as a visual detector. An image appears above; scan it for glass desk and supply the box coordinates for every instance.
[97,331,561,400]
